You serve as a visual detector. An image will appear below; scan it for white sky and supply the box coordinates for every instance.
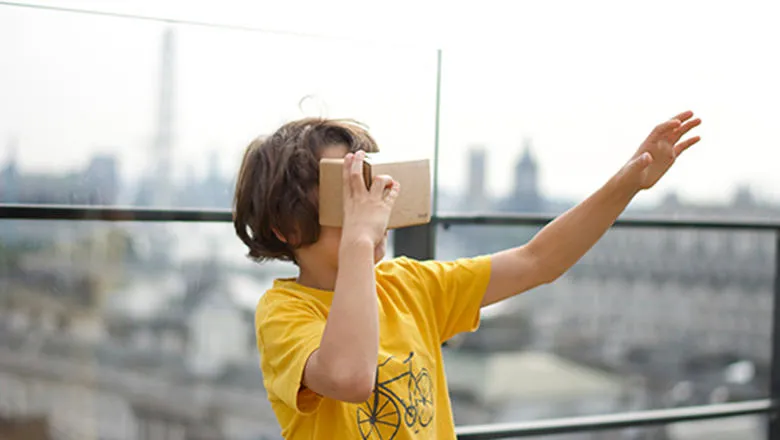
[1,0,778,207]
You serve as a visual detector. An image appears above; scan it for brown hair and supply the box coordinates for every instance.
[233,118,379,264]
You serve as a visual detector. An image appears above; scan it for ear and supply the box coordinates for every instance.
[272,227,288,243]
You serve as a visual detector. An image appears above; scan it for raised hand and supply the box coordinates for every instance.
[341,150,401,246]
[620,110,702,191]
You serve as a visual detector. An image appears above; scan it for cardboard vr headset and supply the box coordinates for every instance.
[319,154,431,229]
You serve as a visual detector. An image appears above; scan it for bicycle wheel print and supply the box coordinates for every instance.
[357,389,401,440]
[412,370,434,427]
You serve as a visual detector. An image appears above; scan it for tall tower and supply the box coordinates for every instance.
[133,27,177,264]
[511,137,542,212]
[1,135,19,203]
[466,146,488,211]
[151,27,176,207]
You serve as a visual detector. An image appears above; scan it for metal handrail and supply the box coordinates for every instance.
[2,202,780,439]
[436,211,780,231]
[455,400,774,439]
[0,204,232,222]
[2,204,779,230]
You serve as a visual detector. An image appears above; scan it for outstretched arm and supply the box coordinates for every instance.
[481,111,701,307]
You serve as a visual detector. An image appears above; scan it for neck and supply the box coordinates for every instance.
[296,264,338,292]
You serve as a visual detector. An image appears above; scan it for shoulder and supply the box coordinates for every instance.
[255,282,289,318]
[375,256,434,286]
[254,280,323,328]
[377,255,493,283]
[376,256,422,275]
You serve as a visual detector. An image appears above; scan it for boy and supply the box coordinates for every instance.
[233,113,701,439]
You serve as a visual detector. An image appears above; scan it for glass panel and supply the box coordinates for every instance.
[0,219,308,438]
[435,2,780,215]
[0,4,437,209]
[478,417,767,440]
[437,225,773,425]
[667,416,766,440]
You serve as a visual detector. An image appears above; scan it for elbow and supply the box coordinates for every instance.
[520,244,563,286]
[311,348,376,403]
[539,268,564,285]
[329,367,375,403]
[532,258,565,286]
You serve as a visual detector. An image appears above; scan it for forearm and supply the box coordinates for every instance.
[317,237,378,384]
[484,113,699,306]
[526,171,639,282]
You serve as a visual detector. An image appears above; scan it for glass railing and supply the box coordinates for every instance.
[3,1,780,439]
[0,1,439,212]
[1,205,778,440]
[426,213,779,439]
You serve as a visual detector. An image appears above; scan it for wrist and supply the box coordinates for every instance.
[608,169,642,201]
[339,233,375,255]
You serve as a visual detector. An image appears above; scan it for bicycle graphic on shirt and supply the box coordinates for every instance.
[356,351,434,440]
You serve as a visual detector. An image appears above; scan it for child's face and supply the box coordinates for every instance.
[295,144,388,274]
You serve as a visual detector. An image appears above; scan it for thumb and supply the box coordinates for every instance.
[626,152,653,175]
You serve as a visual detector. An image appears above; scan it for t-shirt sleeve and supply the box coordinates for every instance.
[403,255,492,343]
[255,296,326,414]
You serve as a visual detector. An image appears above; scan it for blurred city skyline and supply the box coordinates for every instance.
[1,3,778,437]
[1,0,778,207]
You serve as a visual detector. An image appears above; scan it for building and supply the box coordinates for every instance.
[544,194,776,367]
[136,27,176,208]
[0,152,119,206]
[104,260,258,377]
[501,138,543,213]
[444,350,630,421]
[0,228,131,342]
[444,151,776,418]
[465,146,490,212]
[0,256,281,440]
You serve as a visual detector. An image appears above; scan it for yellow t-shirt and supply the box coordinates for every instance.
[255,255,492,439]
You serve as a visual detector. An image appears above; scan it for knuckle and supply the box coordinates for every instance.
[374,175,389,186]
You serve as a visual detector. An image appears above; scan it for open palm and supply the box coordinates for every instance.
[628,110,701,190]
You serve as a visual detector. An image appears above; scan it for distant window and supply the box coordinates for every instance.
[9,310,29,331]
[735,232,753,257]
[706,232,723,255]
[678,231,695,252]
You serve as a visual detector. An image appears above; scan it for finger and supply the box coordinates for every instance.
[384,181,401,205]
[349,150,367,195]
[342,153,354,198]
[650,118,682,138]
[671,110,694,124]
[673,118,701,141]
[673,136,701,157]
[370,174,394,198]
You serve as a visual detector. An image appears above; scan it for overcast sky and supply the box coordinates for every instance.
[1,0,778,208]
